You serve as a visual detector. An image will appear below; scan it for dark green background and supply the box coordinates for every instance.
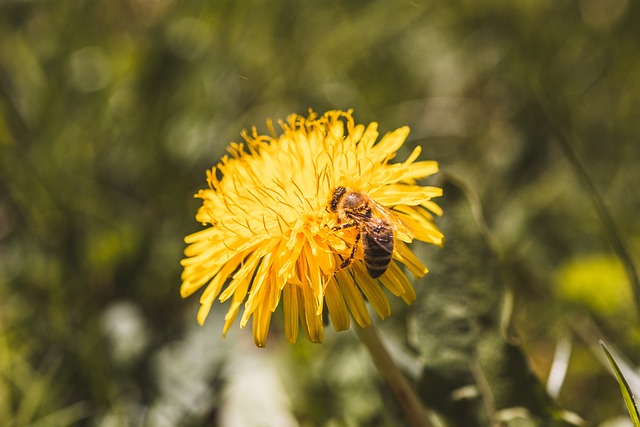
[1,0,639,425]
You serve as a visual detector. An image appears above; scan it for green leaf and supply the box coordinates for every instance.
[600,340,640,427]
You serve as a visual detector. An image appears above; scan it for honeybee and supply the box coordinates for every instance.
[328,186,410,278]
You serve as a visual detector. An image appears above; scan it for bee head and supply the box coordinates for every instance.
[329,186,347,212]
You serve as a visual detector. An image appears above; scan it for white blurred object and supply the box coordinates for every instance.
[547,335,572,399]
[101,300,149,365]
[219,341,299,427]
[598,415,634,427]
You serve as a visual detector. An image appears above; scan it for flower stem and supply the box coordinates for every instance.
[355,324,433,427]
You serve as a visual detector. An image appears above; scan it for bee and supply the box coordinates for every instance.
[328,186,409,278]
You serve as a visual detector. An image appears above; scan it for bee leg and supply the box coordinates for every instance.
[332,221,357,232]
[339,231,361,270]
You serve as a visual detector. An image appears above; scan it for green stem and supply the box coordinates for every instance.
[532,79,640,318]
[355,324,433,427]
[554,129,640,316]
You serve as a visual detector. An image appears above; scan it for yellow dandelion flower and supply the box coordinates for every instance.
[180,109,443,347]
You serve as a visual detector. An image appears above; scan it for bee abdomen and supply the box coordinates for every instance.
[363,230,394,278]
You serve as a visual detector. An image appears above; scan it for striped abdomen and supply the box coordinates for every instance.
[362,223,394,278]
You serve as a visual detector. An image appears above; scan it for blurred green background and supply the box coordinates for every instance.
[1,0,639,426]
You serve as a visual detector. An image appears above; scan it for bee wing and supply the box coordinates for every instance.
[361,217,395,253]
[368,199,413,240]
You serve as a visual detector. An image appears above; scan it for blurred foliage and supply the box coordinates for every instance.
[413,182,564,426]
[556,254,631,318]
[1,0,640,426]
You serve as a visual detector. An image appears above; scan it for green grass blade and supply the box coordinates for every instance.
[601,340,640,426]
